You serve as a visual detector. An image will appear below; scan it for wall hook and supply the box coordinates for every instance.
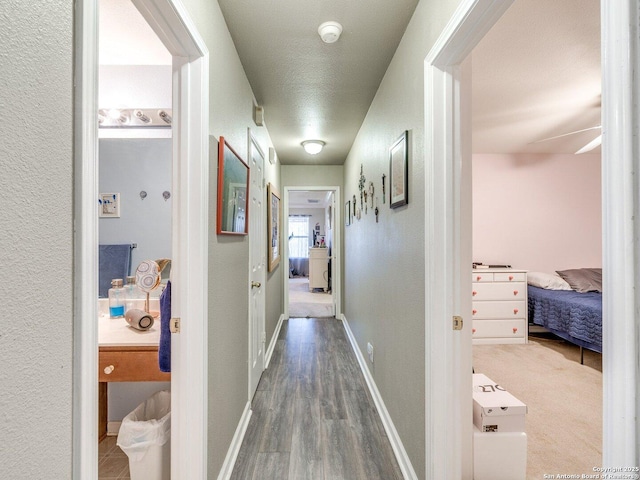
[163,191,171,201]
[139,191,147,200]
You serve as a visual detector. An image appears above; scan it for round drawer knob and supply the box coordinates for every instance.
[513,308,519,315]
[472,309,477,315]
[472,291,477,296]
[509,275,514,281]
[476,276,482,281]
[513,290,518,296]
[472,328,476,334]
[513,327,518,334]
[104,365,115,375]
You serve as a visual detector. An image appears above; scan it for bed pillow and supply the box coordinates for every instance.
[527,272,572,290]
[556,268,602,293]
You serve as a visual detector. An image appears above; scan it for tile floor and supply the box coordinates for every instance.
[99,436,130,479]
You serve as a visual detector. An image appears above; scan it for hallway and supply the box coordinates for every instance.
[230,317,403,480]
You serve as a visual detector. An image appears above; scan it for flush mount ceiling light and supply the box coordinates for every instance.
[318,21,343,44]
[301,140,325,155]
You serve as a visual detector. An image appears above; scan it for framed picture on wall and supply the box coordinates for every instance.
[267,182,281,271]
[389,130,409,208]
[345,200,351,226]
[99,192,120,218]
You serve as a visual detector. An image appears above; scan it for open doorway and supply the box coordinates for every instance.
[283,186,342,320]
[97,1,173,476]
[469,1,602,476]
[287,189,336,318]
[75,0,208,477]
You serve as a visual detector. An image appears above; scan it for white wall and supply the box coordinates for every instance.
[0,1,74,478]
[472,153,602,273]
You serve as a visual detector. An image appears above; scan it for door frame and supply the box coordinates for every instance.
[283,186,342,319]
[424,0,640,476]
[73,0,209,478]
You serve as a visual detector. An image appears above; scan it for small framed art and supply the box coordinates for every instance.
[99,193,120,218]
[389,130,409,208]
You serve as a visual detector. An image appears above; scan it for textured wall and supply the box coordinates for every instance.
[179,0,280,476]
[0,0,74,478]
[342,1,462,477]
[473,153,602,272]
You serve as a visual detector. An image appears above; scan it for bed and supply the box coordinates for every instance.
[527,269,602,361]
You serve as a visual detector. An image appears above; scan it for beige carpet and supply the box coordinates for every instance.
[473,333,602,479]
[288,277,333,318]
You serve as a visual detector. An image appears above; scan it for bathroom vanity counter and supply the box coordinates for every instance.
[98,313,170,441]
[99,314,162,347]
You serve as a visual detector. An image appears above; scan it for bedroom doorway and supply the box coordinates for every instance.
[283,187,341,320]
[426,0,637,476]
[469,1,603,477]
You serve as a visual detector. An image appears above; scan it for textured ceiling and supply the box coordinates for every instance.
[217,0,419,165]
[472,0,601,154]
[101,0,601,161]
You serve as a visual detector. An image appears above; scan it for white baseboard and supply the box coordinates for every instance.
[264,314,284,368]
[216,316,283,478]
[217,401,252,480]
[339,314,418,480]
[107,421,121,437]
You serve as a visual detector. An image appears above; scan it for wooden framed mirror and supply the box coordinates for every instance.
[217,136,250,235]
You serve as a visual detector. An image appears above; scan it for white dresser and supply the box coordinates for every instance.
[472,268,528,345]
[308,247,329,292]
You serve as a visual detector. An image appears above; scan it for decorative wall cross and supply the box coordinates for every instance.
[358,164,366,209]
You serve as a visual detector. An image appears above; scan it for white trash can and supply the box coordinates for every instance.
[117,390,171,480]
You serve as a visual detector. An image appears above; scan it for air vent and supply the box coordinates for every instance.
[307,199,320,204]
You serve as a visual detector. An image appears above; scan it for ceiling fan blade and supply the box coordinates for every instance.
[575,134,602,154]
[530,125,601,144]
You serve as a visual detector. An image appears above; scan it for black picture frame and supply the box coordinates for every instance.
[389,130,409,208]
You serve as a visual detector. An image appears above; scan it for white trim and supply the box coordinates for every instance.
[107,422,122,437]
[340,314,418,480]
[74,0,209,478]
[283,186,342,320]
[424,1,513,478]
[264,314,285,368]
[73,1,99,477]
[216,402,253,480]
[601,0,640,466]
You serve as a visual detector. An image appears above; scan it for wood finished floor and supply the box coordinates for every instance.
[230,317,404,480]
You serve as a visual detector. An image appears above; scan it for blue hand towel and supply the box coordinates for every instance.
[98,244,133,298]
[159,280,171,372]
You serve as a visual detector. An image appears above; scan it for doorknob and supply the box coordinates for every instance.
[251,281,261,288]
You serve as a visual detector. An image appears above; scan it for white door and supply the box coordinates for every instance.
[248,131,266,399]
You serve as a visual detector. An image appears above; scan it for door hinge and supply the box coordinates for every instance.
[453,315,463,331]
[170,317,181,333]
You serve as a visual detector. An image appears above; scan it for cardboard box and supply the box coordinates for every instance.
[473,373,527,433]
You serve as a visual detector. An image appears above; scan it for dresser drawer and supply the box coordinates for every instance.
[99,347,170,382]
[471,300,526,320]
[472,319,526,339]
[472,282,526,301]
[472,272,493,283]
[494,272,526,282]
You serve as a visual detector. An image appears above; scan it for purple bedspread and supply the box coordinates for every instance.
[528,285,602,353]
